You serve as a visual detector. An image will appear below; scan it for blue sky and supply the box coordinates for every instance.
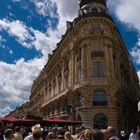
[0,0,140,116]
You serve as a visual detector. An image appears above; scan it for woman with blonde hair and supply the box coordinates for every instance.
[64,131,75,140]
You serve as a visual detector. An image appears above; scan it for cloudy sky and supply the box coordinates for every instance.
[0,0,140,116]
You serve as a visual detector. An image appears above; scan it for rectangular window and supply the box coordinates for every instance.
[77,48,81,61]
[64,60,69,71]
[78,65,83,80]
[91,51,104,57]
[91,42,104,57]
[93,62,104,78]
[64,75,68,88]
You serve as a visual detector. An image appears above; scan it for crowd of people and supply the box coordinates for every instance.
[0,120,140,140]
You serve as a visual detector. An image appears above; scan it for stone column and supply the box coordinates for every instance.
[82,45,87,79]
[86,43,91,79]
[109,46,115,78]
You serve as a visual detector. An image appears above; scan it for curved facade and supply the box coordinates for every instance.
[29,0,140,130]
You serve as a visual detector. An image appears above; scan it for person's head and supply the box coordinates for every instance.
[120,130,126,137]
[47,132,56,140]
[101,129,108,140]
[52,127,58,134]
[14,126,20,132]
[64,126,69,132]
[107,126,117,138]
[83,129,92,140]
[57,127,65,136]
[132,129,136,134]
[93,129,104,140]
[32,124,43,139]
[80,126,85,131]
[64,131,74,140]
[75,127,81,134]
[4,129,14,139]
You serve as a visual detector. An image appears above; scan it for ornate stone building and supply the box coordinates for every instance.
[30,0,140,130]
[7,102,30,118]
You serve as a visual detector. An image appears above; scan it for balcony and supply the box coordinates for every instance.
[41,87,71,108]
[91,51,105,57]
[74,78,107,89]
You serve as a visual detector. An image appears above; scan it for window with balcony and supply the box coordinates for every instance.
[92,23,101,33]
[92,91,107,106]
[92,62,104,78]
[64,74,68,88]
[76,48,81,62]
[58,69,61,78]
[91,42,104,57]
[78,64,83,80]
[77,94,84,107]
[64,60,69,72]
[91,51,104,57]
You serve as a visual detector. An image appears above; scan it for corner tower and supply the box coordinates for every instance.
[72,0,140,130]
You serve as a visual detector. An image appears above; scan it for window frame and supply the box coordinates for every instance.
[92,91,108,106]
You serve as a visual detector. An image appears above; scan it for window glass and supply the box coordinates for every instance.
[77,48,81,61]
[93,91,107,106]
[93,62,104,78]
[94,113,108,129]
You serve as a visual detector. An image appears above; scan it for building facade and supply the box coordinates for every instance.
[7,102,30,118]
[30,0,140,130]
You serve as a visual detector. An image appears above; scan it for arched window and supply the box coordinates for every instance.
[94,113,108,129]
[93,91,107,106]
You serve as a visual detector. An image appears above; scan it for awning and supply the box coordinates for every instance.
[0,116,36,125]
[43,118,81,125]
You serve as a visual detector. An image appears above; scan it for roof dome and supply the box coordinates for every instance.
[79,0,107,8]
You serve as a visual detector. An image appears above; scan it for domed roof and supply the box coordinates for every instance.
[79,0,107,8]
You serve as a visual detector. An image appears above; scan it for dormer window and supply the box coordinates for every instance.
[92,8,98,12]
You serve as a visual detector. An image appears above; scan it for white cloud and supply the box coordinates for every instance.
[11,0,20,2]
[108,0,140,30]
[34,1,48,16]
[0,35,5,47]
[0,18,58,56]
[131,45,140,64]
[0,35,2,40]
[0,35,5,42]
[0,19,34,48]
[0,107,13,117]
[29,0,58,19]
[30,0,78,36]
[9,50,13,54]
[31,28,59,56]
[0,56,47,115]
[52,0,79,36]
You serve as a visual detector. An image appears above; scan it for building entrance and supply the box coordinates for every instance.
[93,113,108,129]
